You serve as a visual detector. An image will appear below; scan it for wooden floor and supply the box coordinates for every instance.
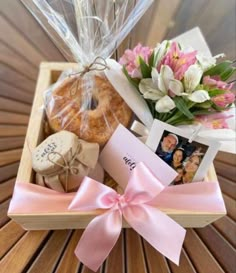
[0,0,236,272]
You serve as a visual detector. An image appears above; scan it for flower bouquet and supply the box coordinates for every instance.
[120,40,236,127]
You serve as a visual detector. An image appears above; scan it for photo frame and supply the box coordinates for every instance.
[146,120,221,184]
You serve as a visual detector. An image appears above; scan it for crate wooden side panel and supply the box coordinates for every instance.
[9,62,226,230]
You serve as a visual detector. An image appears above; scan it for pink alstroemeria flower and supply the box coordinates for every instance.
[211,92,235,108]
[159,42,197,80]
[196,113,234,129]
[119,43,152,78]
[203,75,233,90]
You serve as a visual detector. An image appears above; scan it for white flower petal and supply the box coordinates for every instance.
[143,92,163,101]
[188,90,210,103]
[158,65,174,93]
[139,79,163,101]
[184,64,203,92]
[154,40,170,66]
[151,68,159,88]
[155,95,176,113]
[169,79,184,96]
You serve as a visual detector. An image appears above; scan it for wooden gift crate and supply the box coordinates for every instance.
[9,62,226,230]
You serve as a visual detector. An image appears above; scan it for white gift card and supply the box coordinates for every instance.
[99,124,177,189]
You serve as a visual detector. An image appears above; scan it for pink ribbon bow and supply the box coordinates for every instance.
[69,163,186,272]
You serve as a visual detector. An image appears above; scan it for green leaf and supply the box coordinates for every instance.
[148,51,155,67]
[204,61,232,79]
[173,97,195,119]
[208,89,226,97]
[122,66,140,90]
[139,56,151,78]
[220,67,236,81]
[192,110,212,115]
[194,100,213,108]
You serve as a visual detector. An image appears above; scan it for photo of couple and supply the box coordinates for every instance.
[155,130,208,185]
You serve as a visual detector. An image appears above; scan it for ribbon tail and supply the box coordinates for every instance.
[75,209,122,272]
[124,204,186,265]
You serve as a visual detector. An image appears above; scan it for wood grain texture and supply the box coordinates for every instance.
[168,248,197,273]
[0,63,35,93]
[0,0,65,62]
[0,80,33,104]
[213,216,236,248]
[0,199,10,227]
[195,225,236,273]
[0,178,15,202]
[0,149,22,166]
[0,96,31,114]
[126,229,147,273]
[184,229,224,273]
[0,14,45,66]
[0,230,50,273]
[0,137,25,152]
[143,240,171,273]
[27,230,72,273]
[105,232,125,273]
[0,125,27,137]
[0,162,19,182]
[0,111,29,125]
[0,220,26,259]
[54,230,82,273]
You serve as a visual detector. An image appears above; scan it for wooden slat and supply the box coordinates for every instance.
[0,111,29,125]
[0,220,26,259]
[0,40,38,80]
[0,14,45,66]
[0,0,65,62]
[168,248,197,273]
[0,63,35,93]
[213,216,236,248]
[105,232,125,273]
[143,240,171,273]
[0,97,31,114]
[0,199,10,227]
[0,79,34,104]
[215,161,236,182]
[0,149,22,166]
[0,162,19,182]
[0,125,27,137]
[218,175,236,199]
[196,225,236,273]
[184,229,224,273]
[27,230,72,273]
[0,137,25,152]
[0,178,15,202]
[215,151,236,166]
[54,230,82,273]
[126,230,147,273]
[223,194,236,221]
[0,230,50,273]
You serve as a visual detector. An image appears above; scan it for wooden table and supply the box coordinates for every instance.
[0,1,235,272]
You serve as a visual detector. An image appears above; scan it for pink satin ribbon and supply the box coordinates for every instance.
[8,164,226,272]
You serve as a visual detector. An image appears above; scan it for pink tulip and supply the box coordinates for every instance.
[119,43,152,78]
[159,42,197,80]
[203,76,233,90]
[211,92,235,108]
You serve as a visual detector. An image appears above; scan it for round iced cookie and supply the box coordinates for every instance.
[32,130,78,176]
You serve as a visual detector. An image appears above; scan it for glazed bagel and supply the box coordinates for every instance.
[46,73,132,145]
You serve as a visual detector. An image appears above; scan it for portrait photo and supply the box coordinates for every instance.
[146,120,221,185]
